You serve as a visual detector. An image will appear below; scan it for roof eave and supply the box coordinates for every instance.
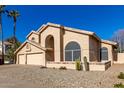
[47,22,101,41]
[101,39,117,46]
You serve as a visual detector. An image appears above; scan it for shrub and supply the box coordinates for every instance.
[53,67,56,69]
[114,83,124,88]
[118,72,124,79]
[75,59,81,71]
[59,66,67,70]
[40,66,47,69]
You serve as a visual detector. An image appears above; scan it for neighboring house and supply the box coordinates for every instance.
[15,22,118,71]
[0,41,12,63]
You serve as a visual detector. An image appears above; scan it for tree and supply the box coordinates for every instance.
[7,10,20,51]
[0,5,6,64]
[7,10,20,63]
[5,37,21,63]
[111,29,124,53]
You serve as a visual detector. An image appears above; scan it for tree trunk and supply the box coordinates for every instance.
[13,21,16,64]
[0,14,4,65]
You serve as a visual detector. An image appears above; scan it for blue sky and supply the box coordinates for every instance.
[2,5,124,42]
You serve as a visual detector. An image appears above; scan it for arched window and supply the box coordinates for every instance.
[101,47,108,60]
[65,41,81,61]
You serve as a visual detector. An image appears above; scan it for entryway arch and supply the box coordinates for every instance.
[45,35,54,61]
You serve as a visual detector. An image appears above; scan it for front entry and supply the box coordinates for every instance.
[45,35,54,61]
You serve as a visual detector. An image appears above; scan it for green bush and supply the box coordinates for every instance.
[114,83,124,88]
[59,66,67,70]
[75,59,81,71]
[118,72,124,79]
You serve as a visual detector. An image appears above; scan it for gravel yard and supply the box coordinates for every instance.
[0,64,124,88]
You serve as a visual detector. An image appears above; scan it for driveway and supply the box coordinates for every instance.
[0,64,123,88]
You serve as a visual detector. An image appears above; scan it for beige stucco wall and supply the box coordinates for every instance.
[47,61,111,71]
[63,30,90,62]
[47,63,75,69]
[114,53,124,64]
[40,26,61,62]
[89,36,100,62]
[17,43,43,54]
[89,61,111,71]
[16,42,45,66]
[28,33,39,43]
[39,26,91,64]
[89,64,105,71]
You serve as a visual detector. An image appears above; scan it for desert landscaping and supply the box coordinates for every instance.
[0,64,123,88]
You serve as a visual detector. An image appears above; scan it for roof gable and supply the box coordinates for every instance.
[26,30,39,39]
[36,22,101,41]
[14,40,46,54]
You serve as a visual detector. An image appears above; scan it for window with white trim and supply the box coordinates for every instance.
[101,47,108,60]
[65,41,81,61]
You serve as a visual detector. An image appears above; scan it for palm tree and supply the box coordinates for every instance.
[7,10,20,63]
[0,5,6,65]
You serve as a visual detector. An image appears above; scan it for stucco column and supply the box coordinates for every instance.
[81,36,90,71]
[16,54,18,64]
[54,33,61,62]
[109,46,113,66]
[60,26,65,61]
[24,53,27,64]
[42,52,46,66]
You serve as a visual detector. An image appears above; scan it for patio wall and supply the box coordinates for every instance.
[114,53,124,64]
[89,61,111,71]
[47,61,75,69]
[47,61,111,71]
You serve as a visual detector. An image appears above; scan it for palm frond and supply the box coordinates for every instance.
[0,5,6,14]
[7,10,20,17]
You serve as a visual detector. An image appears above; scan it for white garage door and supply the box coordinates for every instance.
[19,54,25,64]
[27,53,43,65]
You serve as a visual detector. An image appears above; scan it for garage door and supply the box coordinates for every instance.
[19,54,25,64]
[27,53,43,65]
